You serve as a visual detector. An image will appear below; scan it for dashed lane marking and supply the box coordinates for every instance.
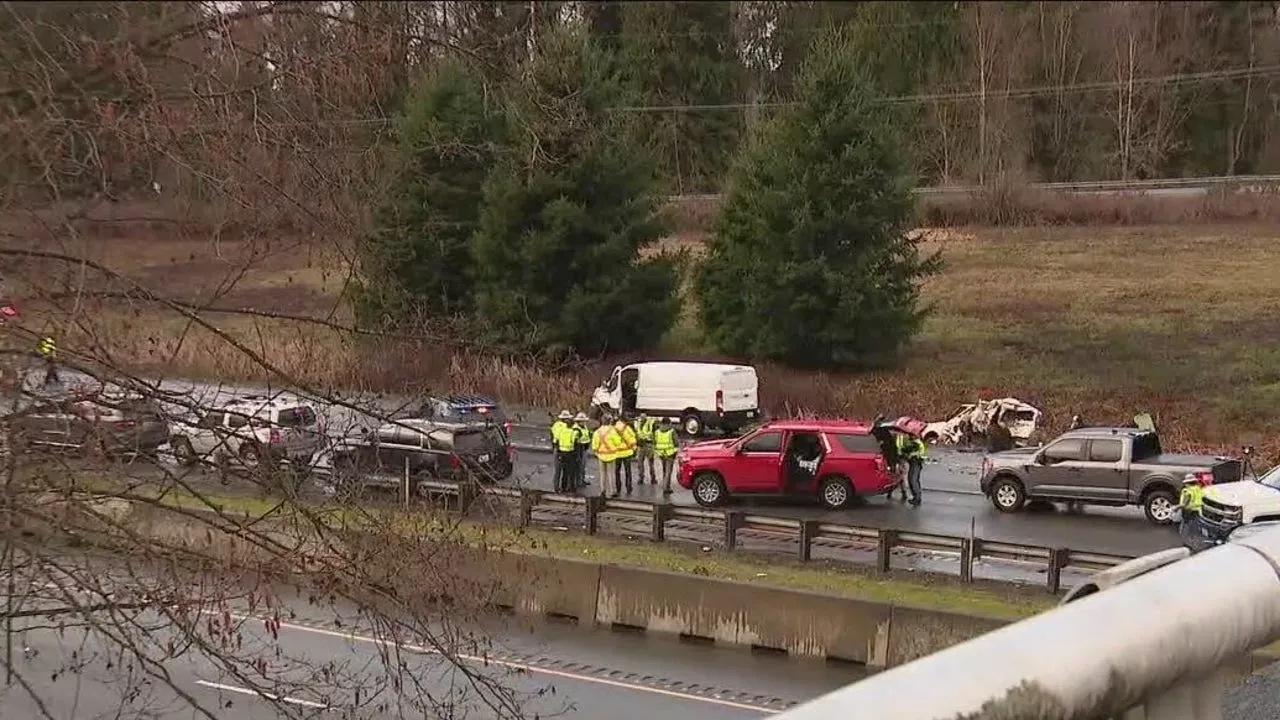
[194,679,328,709]
[225,611,791,714]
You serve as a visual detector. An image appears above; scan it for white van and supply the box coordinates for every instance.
[589,361,760,437]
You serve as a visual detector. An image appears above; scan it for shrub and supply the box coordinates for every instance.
[350,59,507,329]
[469,30,680,359]
[694,28,941,369]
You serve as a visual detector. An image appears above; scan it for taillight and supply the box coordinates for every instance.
[449,454,461,469]
[874,455,887,473]
[269,429,281,444]
[715,390,723,414]
[112,419,137,429]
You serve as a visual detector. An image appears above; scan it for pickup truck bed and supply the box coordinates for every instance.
[1139,454,1243,484]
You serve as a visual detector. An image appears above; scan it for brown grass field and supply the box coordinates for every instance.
[5,193,1280,457]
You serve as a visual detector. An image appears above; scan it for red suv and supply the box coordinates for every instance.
[677,419,911,509]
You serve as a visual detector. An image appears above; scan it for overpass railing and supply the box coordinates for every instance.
[770,528,1280,720]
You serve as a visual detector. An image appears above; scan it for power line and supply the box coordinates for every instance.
[604,65,1280,112]
[24,62,1280,130]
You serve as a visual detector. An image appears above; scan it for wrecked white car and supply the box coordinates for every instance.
[922,398,1042,446]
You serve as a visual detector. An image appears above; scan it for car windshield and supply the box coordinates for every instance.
[1258,466,1280,489]
[451,428,504,454]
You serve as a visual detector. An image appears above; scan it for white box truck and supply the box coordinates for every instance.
[590,361,760,437]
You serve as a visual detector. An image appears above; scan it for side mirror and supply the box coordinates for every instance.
[1035,454,1050,466]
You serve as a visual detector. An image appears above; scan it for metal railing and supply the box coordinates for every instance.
[665,174,1280,204]
[769,528,1280,719]
[399,481,1134,593]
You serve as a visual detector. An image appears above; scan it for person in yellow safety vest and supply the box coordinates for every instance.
[652,417,679,496]
[634,412,657,485]
[36,336,58,386]
[572,412,592,490]
[1179,473,1207,550]
[896,432,927,507]
[592,416,616,493]
[551,410,573,493]
[607,416,638,497]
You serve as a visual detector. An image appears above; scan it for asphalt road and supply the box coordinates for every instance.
[1,567,857,719]
[23,374,1182,560]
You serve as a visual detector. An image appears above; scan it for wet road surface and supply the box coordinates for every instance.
[2,566,858,719]
[21,375,1181,571]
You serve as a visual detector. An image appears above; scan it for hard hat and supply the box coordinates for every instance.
[1182,473,1200,485]
[557,410,572,420]
[574,412,589,422]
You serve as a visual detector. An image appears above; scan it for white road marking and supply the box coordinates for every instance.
[225,611,777,714]
[194,679,328,709]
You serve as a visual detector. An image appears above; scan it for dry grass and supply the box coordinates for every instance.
[8,200,1280,459]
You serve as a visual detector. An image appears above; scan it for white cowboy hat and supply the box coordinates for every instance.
[557,410,573,420]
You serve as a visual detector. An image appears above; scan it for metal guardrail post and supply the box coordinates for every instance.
[959,537,974,583]
[798,520,818,562]
[584,495,602,535]
[1047,547,1069,593]
[518,489,540,527]
[651,504,671,542]
[456,480,475,514]
[723,511,743,550]
[877,529,897,573]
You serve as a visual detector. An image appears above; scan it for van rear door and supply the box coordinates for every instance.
[718,367,758,413]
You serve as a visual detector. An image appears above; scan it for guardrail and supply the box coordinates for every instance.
[770,529,1280,719]
[402,480,1134,593]
[666,174,1280,204]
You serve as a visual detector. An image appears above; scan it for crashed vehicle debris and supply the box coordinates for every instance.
[922,397,1043,447]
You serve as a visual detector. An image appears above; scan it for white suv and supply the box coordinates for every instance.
[169,394,322,472]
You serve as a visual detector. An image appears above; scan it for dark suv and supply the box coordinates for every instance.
[10,393,169,457]
[328,419,513,499]
[408,394,511,440]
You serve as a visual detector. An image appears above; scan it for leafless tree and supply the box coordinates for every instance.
[0,3,548,718]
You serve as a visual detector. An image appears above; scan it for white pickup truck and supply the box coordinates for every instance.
[1198,465,1280,541]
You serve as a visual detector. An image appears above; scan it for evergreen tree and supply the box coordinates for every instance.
[469,29,679,359]
[694,29,941,370]
[615,1,745,193]
[349,60,506,329]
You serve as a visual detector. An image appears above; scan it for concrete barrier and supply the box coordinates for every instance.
[593,563,893,665]
[883,605,1008,667]
[98,501,1280,675]
[476,551,603,625]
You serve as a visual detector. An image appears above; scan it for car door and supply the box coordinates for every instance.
[188,411,225,456]
[374,427,411,480]
[1083,438,1128,502]
[16,400,66,448]
[1023,438,1089,499]
[730,429,785,492]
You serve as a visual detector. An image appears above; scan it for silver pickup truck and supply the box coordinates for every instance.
[979,427,1243,525]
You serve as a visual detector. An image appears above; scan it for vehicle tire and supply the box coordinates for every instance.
[1143,487,1179,525]
[819,475,855,510]
[691,472,727,507]
[989,475,1027,513]
[923,432,939,444]
[681,413,704,438]
[239,443,263,471]
[171,437,198,467]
